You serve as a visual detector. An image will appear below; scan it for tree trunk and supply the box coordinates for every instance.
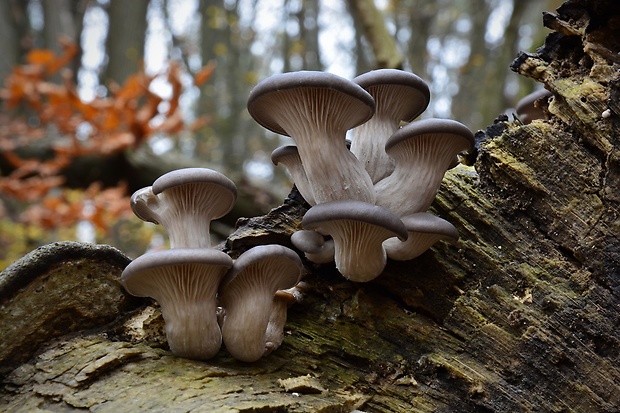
[1,0,620,411]
[346,0,404,69]
[102,0,149,86]
[0,0,29,81]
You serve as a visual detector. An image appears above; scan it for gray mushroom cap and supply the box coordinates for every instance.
[219,244,303,362]
[247,71,376,136]
[152,167,238,220]
[247,71,376,204]
[121,248,233,360]
[384,118,475,152]
[375,118,475,217]
[302,200,408,282]
[271,145,315,205]
[516,88,551,124]
[384,212,459,261]
[130,186,159,224]
[353,69,430,122]
[290,229,335,264]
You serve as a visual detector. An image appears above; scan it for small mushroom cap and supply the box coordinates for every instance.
[122,248,234,296]
[291,229,335,264]
[516,88,551,124]
[152,167,238,220]
[271,145,315,205]
[290,229,326,254]
[400,212,459,239]
[130,186,159,224]
[271,144,301,165]
[384,212,459,261]
[247,71,376,136]
[385,118,475,154]
[302,200,408,242]
[353,69,430,122]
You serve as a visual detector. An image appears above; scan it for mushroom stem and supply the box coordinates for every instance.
[221,289,274,362]
[163,301,222,360]
[218,245,302,362]
[264,285,305,356]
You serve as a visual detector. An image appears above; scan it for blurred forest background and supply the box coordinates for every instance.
[0,0,563,268]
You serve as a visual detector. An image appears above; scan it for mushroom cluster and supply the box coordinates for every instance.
[248,69,474,282]
[122,168,304,362]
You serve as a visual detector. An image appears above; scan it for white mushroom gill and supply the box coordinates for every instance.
[247,72,376,204]
[156,181,234,248]
[302,200,408,282]
[131,168,237,249]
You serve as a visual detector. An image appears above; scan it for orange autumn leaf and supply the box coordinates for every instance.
[194,61,217,86]
[26,49,56,66]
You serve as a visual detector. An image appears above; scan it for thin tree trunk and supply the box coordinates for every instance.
[0,0,29,80]
[346,0,404,69]
[102,0,149,86]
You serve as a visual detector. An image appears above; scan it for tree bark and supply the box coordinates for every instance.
[1,0,620,411]
[102,0,149,86]
[346,0,404,69]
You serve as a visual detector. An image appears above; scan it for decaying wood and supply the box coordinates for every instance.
[1,0,619,411]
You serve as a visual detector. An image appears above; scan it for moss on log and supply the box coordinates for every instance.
[1,0,620,411]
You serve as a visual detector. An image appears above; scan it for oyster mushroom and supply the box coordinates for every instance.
[383,212,459,261]
[130,168,237,248]
[374,118,474,217]
[516,88,551,124]
[290,229,335,264]
[271,144,315,205]
[350,69,431,183]
[121,248,233,360]
[247,71,376,204]
[264,281,307,357]
[219,244,303,362]
[302,200,408,282]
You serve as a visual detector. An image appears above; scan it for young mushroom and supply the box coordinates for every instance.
[350,69,431,183]
[263,281,307,357]
[247,71,377,204]
[218,244,303,362]
[374,118,475,217]
[130,168,237,248]
[290,229,335,264]
[302,200,408,282]
[383,212,459,261]
[271,144,315,205]
[516,88,552,124]
[121,248,233,360]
